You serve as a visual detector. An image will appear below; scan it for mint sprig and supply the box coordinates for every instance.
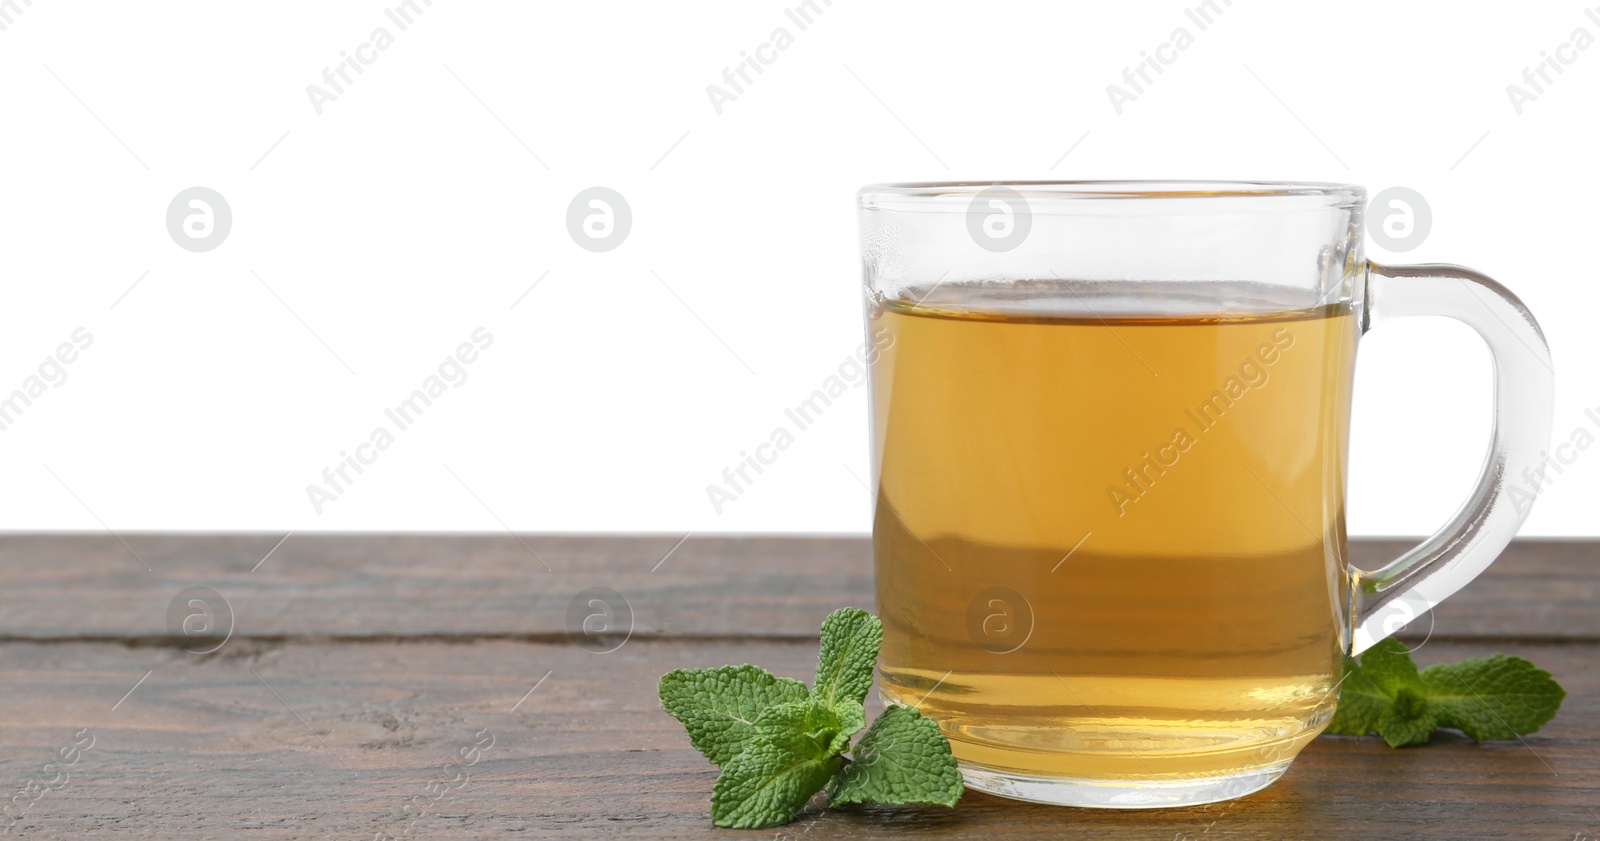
[1326,638,1566,747]
[659,608,963,829]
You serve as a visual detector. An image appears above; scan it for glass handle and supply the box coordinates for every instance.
[1350,262,1554,654]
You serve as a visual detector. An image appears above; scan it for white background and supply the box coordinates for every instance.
[0,0,1595,536]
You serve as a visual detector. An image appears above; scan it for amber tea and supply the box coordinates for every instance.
[870,283,1359,785]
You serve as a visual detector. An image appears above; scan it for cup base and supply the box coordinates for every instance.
[959,759,1292,809]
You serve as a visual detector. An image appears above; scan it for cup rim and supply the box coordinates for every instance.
[857,180,1365,213]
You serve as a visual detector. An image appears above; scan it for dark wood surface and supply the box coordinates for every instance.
[0,535,1594,839]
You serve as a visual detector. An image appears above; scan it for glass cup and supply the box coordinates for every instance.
[856,181,1552,808]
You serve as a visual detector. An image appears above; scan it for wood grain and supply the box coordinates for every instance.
[0,535,1594,640]
[0,638,1594,840]
[0,534,1593,839]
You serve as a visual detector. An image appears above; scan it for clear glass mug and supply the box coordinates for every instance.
[857,181,1552,808]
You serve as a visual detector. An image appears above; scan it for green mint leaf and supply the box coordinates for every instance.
[755,700,843,761]
[1419,654,1566,741]
[1323,642,1566,747]
[814,608,881,709]
[1325,655,1390,736]
[1376,687,1436,747]
[827,705,962,807]
[710,740,842,829]
[1358,638,1424,696]
[659,665,809,766]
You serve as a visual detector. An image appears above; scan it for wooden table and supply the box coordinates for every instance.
[0,535,1594,839]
